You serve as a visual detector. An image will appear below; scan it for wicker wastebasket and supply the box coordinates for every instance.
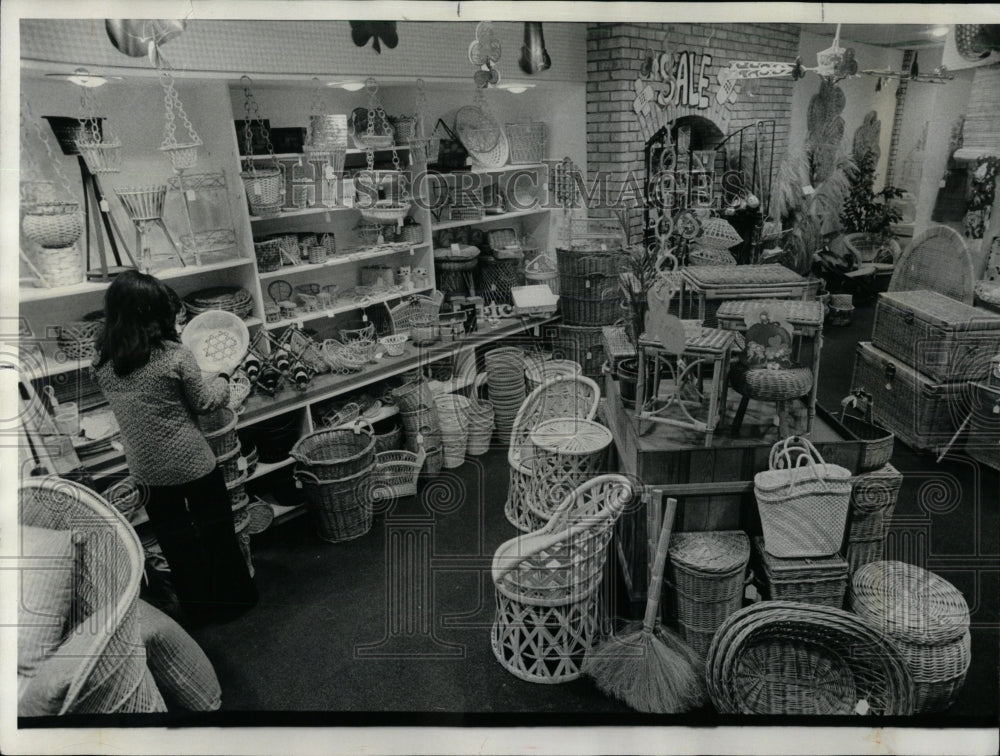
[293,464,376,542]
[668,530,750,659]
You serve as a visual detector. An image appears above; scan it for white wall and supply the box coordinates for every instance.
[789,32,903,189]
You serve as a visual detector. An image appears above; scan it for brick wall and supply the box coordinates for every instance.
[586,23,801,241]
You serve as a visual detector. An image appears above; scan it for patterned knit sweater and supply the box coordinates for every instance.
[94,342,229,486]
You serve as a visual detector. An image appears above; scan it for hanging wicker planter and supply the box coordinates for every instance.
[161,141,202,172]
[77,140,123,174]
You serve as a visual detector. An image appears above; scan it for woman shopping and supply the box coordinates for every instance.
[93,270,257,626]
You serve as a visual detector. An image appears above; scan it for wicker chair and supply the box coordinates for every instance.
[491,474,635,684]
[504,375,601,532]
[19,478,166,715]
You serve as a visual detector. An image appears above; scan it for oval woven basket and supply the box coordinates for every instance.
[706,601,916,715]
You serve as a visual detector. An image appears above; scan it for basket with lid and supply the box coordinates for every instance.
[668,530,750,659]
[871,290,1000,383]
[752,536,847,608]
[850,560,971,712]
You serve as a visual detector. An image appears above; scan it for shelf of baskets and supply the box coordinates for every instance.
[257,243,430,281]
[431,207,550,232]
[19,257,257,303]
[237,315,557,429]
[263,285,433,331]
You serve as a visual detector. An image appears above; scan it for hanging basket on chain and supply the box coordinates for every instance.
[72,71,123,174]
[406,79,440,164]
[151,50,202,171]
[354,79,410,226]
[238,76,283,215]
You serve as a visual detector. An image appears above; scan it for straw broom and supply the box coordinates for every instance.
[582,496,705,713]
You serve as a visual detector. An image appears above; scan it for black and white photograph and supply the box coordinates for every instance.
[2,2,998,754]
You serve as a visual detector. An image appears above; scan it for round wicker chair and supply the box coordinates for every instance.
[706,601,915,715]
[503,375,601,532]
[491,475,635,684]
[19,477,166,715]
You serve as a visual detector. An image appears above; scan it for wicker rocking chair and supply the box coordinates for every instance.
[19,478,166,715]
[504,374,600,532]
[491,474,635,683]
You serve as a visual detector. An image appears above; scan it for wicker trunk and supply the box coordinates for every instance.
[852,342,964,452]
[871,290,1000,383]
[965,381,1000,471]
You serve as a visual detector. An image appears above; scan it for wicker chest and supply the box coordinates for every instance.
[871,291,1000,383]
[752,537,848,609]
[852,342,964,452]
[965,381,1000,471]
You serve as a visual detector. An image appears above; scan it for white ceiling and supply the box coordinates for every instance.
[800,24,947,49]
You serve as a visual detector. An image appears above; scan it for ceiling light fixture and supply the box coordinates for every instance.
[496,82,535,94]
[930,26,950,38]
[326,80,366,91]
[46,68,119,88]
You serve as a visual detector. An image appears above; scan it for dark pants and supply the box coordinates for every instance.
[142,466,257,626]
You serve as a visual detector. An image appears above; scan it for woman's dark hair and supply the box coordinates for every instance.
[95,270,180,376]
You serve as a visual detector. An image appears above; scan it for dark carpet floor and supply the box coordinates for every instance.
[181,302,998,725]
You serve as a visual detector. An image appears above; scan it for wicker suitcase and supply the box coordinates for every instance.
[852,342,964,452]
[871,291,1000,383]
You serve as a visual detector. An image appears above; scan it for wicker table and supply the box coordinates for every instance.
[635,322,736,447]
[526,417,613,525]
[680,264,814,324]
[715,299,825,435]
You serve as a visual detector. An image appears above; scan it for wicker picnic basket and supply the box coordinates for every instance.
[706,601,916,715]
[752,536,848,608]
[850,561,971,712]
[198,407,239,457]
[668,530,750,659]
[754,436,853,558]
[290,426,376,480]
[294,464,376,542]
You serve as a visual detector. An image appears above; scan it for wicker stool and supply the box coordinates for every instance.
[850,560,971,712]
[752,537,848,608]
[526,418,613,526]
[845,464,902,576]
[491,475,634,683]
[668,531,750,659]
[728,362,814,438]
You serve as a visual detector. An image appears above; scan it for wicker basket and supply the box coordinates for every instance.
[57,317,104,361]
[505,122,547,165]
[850,561,972,713]
[706,601,916,715]
[241,167,282,210]
[552,324,605,382]
[838,399,895,472]
[216,444,246,486]
[435,394,470,468]
[689,245,737,266]
[115,186,167,221]
[373,423,404,453]
[229,372,253,411]
[391,378,436,413]
[729,363,814,403]
[254,238,283,273]
[524,253,559,295]
[697,217,744,250]
[197,407,239,457]
[294,464,376,542]
[400,405,442,454]
[371,448,424,500]
[752,536,848,608]
[290,426,375,480]
[22,203,84,248]
[754,436,853,558]
[668,530,750,659]
[34,246,85,287]
[185,286,254,320]
[847,463,901,541]
[466,379,495,456]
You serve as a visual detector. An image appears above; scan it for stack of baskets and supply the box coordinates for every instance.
[392,378,444,475]
[466,375,495,456]
[254,238,283,273]
[845,463,902,575]
[668,530,751,659]
[751,536,848,609]
[290,426,377,542]
[484,347,527,443]
[850,561,971,712]
[197,407,248,513]
[434,393,470,468]
[185,286,255,320]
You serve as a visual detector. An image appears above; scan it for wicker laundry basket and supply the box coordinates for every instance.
[293,464,376,542]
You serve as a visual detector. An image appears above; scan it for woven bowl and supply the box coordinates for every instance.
[379,334,408,356]
[181,310,250,374]
[22,203,84,248]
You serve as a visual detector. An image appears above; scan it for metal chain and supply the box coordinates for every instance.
[23,99,74,199]
[241,75,276,174]
[156,50,200,147]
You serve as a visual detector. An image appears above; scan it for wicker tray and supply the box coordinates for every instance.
[185,286,254,320]
[871,290,1000,383]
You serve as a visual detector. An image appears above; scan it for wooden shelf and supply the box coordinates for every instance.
[263,286,431,331]
[238,315,558,429]
[247,456,295,482]
[429,163,546,178]
[243,147,410,161]
[431,207,550,231]
[249,205,355,224]
[258,244,429,281]
[20,258,255,303]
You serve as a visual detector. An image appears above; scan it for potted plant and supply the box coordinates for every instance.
[838,150,904,267]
